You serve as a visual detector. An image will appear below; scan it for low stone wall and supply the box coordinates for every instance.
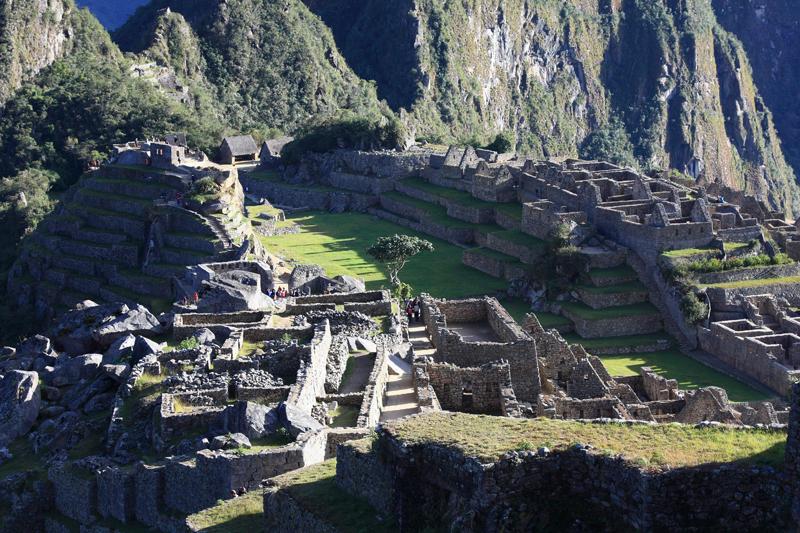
[695,262,800,286]
[698,322,800,396]
[356,338,393,427]
[263,487,339,533]
[287,322,333,413]
[173,311,271,339]
[335,440,395,516]
[358,419,791,532]
[576,287,648,309]
[485,232,543,264]
[462,249,526,280]
[242,175,376,213]
[561,308,663,339]
[425,361,511,415]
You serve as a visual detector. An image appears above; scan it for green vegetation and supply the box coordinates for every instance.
[274,460,397,532]
[563,333,673,350]
[329,405,360,428]
[254,211,507,298]
[402,177,498,209]
[366,234,434,286]
[597,350,769,402]
[283,115,405,164]
[186,490,264,533]
[579,117,637,168]
[686,253,792,274]
[187,176,221,205]
[387,413,785,467]
[576,281,647,295]
[662,242,750,258]
[702,275,800,290]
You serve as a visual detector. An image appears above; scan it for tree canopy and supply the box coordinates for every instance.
[367,234,434,286]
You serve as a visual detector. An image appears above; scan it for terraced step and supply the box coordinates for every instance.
[84,176,179,201]
[559,301,663,339]
[75,189,152,218]
[562,332,674,355]
[462,247,527,281]
[111,268,173,297]
[159,246,214,266]
[588,265,639,287]
[484,230,546,264]
[162,232,218,255]
[574,281,649,310]
[67,205,146,238]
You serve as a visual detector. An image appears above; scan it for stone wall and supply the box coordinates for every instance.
[351,419,791,532]
[561,307,663,338]
[425,361,512,415]
[462,249,526,280]
[287,322,332,413]
[695,262,800,286]
[263,487,338,533]
[698,321,800,396]
[356,337,393,427]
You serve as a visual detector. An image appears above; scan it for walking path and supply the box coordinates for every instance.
[379,325,435,422]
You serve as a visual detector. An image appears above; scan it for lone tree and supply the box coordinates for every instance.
[367,234,434,286]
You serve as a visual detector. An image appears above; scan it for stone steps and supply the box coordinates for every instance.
[379,372,419,422]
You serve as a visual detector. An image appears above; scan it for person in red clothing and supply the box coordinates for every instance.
[193,291,199,304]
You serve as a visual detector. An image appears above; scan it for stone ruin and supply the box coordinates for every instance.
[411,295,784,426]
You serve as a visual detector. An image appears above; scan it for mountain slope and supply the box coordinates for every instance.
[303,0,799,214]
[114,0,386,135]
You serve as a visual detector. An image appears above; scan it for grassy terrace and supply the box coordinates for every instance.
[563,332,673,350]
[560,301,660,320]
[186,490,264,532]
[402,176,501,209]
[382,191,497,232]
[254,211,507,298]
[662,242,750,258]
[598,349,769,401]
[466,246,522,264]
[701,275,800,290]
[576,280,647,294]
[386,412,785,467]
[490,229,546,249]
[269,460,398,532]
[589,265,638,280]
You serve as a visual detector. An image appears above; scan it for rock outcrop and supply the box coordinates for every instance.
[0,370,41,443]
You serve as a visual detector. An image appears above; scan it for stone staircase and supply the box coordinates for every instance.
[378,324,431,422]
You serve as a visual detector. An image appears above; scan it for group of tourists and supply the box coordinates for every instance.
[268,287,293,299]
[405,298,422,323]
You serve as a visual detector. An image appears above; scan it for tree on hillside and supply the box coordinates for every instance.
[367,234,434,286]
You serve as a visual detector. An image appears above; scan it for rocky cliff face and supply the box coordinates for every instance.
[0,0,75,103]
[12,0,800,214]
[305,0,799,213]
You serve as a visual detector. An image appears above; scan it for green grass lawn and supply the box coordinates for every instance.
[273,460,398,532]
[465,247,522,263]
[256,211,507,298]
[186,490,265,532]
[386,412,785,467]
[402,177,497,209]
[490,229,546,249]
[562,333,673,350]
[662,242,750,258]
[701,275,800,290]
[597,350,769,402]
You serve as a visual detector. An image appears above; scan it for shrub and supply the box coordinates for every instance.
[680,291,709,325]
[282,114,406,164]
[178,337,199,350]
[484,131,515,153]
[687,253,792,274]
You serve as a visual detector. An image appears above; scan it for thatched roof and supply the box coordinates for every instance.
[221,135,258,156]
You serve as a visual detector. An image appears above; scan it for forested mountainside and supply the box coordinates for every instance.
[3,0,800,296]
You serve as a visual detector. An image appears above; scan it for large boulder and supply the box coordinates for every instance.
[289,264,326,292]
[278,402,323,438]
[103,334,136,364]
[192,328,216,346]
[93,305,162,347]
[0,371,41,443]
[217,401,279,440]
[49,354,102,387]
[52,302,162,354]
